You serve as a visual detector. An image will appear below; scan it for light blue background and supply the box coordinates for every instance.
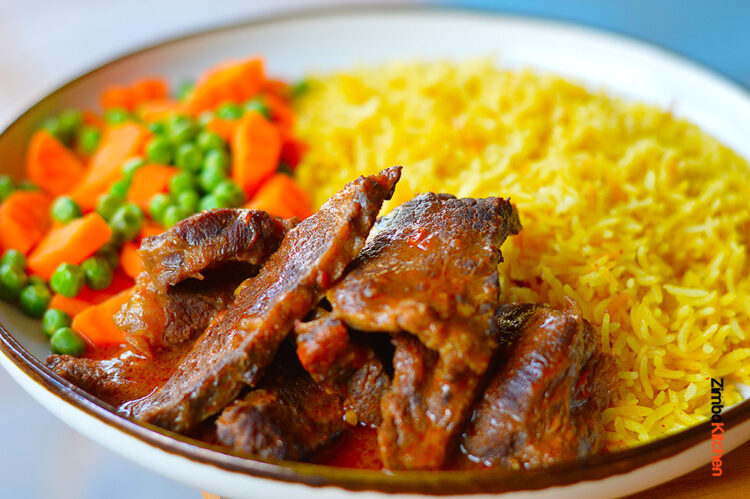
[444,0,750,87]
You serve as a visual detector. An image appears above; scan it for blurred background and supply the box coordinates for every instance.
[0,1,747,498]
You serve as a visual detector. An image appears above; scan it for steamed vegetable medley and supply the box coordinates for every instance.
[0,57,312,356]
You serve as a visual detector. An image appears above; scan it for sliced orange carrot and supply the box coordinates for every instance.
[80,269,133,303]
[71,122,150,210]
[140,221,164,239]
[126,164,178,212]
[264,93,294,132]
[100,85,133,110]
[205,117,239,142]
[262,78,289,98]
[120,242,144,280]
[185,57,265,114]
[50,294,92,318]
[28,212,112,279]
[72,288,132,347]
[136,99,184,122]
[26,130,86,196]
[279,136,307,168]
[129,77,169,107]
[82,110,106,130]
[246,173,313,220]
[0,191,51,254]
[232,112,281,197]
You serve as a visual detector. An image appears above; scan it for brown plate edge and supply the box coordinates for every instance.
[0,2,749,496]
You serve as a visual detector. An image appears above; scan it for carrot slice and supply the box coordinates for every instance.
[26,130,86,196]
[232,112,281,197]
[264,93,294,133]
[82,110,106,130]
[119,242,144,280]
[71,122,150,210]
[28,212,112,279]
[126,164,178,212]
[0,191,52,254]
[100,85,133,110]
[129,78,169,107]
[72,288,132,347]
[185,58,265,114]
[50,294,92,318]
[245,173,312,220]
[139,221,163,240]
[206,117,239,142]
[136,99,184,123]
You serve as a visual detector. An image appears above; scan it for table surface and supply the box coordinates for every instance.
[0,1,747,497]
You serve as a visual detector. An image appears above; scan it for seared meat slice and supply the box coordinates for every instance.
[461,301,617,469]
[122,167,402,432]
[328,193,521,374]
[117,209,292,351]
[47,349,180,407]
[295,316,390,426]
[378,334,480,470]
[216,349,345,461]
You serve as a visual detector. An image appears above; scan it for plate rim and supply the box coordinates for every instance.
[0,3,748,495]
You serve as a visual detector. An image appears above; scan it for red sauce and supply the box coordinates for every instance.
[315,426,382,470]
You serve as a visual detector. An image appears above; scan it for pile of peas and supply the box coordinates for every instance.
[0,85,288,357]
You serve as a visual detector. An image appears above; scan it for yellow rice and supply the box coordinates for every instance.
[293,59,750,449]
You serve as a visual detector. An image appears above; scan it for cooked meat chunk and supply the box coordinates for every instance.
[122,167,402,432]
[295,316,390,426]
[328,193,521,374]
[461,301,618,469]
[216,348,345,461]
[47,348,180,407]
[117,209,292,352]
[378,334,480,470]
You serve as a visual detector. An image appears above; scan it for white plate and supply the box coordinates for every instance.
[1,5,749,498]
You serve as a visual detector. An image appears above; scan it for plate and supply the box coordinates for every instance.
[1,5,749,498]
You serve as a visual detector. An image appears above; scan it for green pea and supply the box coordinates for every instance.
[166,116,198,144]
[1,249,26,271]
[42,309,72,338]
[96,192,124,221]
[243,97,270,119]
[0,263,28,302]
[177,190,199,214]
[216,102,243,120]
[0,175,15,201]
[175,143,203,172]
[109,203,144,245]
[199,194,227,212]
[149,193,173,222]
[19,283,51,318]
[109,179,131,199]
[18,180,39,191]
[40,117,63,140]
[104,108,130,125]
[122,157,146,181]
[50,263,85,298]
[50,196,82,224]
[202,148,230,173]
[213,180,246,207]
[146,136,174,164]
[169,171,197,195]
[82,256,114,291]
[50,327,86,356]
[175,81,194,101]
[290,79,310,99]
[199,162,227,193]
[95,244,119,270]
[77,126,101,155]
[57,110,83,143]
[148,122,166,135]
[162,205,189,228]
[196,130,225,151]
[197,112,214,127]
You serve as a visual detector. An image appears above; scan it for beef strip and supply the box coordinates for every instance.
[294,316,390,426]
[122,167,402,432]
[328,193,521,374]
[117,209,292,352]
[378,334,481,470]
[460,300,618,469]
[216,346,346,461]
